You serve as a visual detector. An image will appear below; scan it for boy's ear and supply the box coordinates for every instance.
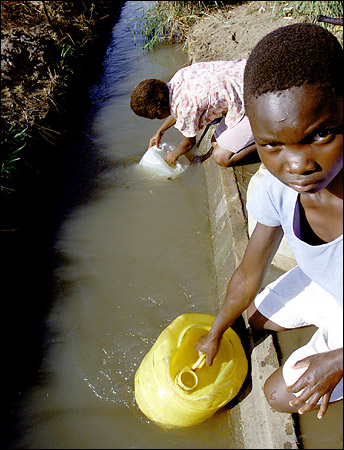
[156,105,166,117]
[159,105,170,115]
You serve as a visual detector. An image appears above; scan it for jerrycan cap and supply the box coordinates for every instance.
[175,353,206,392]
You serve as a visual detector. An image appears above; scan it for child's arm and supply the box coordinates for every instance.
[148,115,176,149]
[196,222,284,365]
[165,135,196,165]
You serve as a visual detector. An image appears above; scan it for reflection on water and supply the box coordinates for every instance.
[15,2,243,449]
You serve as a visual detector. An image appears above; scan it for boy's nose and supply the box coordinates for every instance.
[284,146,317,175]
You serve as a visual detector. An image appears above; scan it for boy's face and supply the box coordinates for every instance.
[247,85,343,194]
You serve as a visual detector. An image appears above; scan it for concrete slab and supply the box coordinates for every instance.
[200,137,300,448]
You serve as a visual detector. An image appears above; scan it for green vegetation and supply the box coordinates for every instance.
[271,1,343,28]
[134,1,342,51]
[132,1,228,50]
[1,126,35,181]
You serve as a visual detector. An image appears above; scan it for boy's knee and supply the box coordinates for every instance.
[264,368,299,413]
[211,145,233,167]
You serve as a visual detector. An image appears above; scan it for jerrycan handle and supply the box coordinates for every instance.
[175,353,206,392]
[191,353,206,370]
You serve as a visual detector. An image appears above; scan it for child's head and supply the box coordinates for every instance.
[244,23,343,193]
[130,79,170,119]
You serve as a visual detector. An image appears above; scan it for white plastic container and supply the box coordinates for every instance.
[139,143,190,178]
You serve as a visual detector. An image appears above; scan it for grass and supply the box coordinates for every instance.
[271,1,343,28]
[1,126,35,180]
[134,1,343,51]
[131,1,229,50]
[1,38,75,183]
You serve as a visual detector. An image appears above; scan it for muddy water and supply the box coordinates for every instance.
[14,2,241,449]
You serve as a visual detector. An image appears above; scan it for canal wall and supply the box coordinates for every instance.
[184,3,302,445]
[198,126,299,449]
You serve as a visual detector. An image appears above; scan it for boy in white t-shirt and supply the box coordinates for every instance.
[130,59,257,166]
[196,23,343,419]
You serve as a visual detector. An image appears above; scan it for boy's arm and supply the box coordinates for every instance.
[165,135,196,165]
[197,222,284,365]
[148,115,176,149]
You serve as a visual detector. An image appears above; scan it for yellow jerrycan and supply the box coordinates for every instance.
[134,313,248,428]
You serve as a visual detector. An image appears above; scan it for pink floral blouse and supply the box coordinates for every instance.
[167,59,246,137]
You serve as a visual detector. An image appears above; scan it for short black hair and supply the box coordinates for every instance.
[244,23,343,108]
[130,79,170,119]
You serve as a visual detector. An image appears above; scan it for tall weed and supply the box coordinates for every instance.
[271,1,343,26]
[130,1,228,50]
[1,126,34,180]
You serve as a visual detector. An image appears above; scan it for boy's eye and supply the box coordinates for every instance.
[260,142,281,151]
[312,129,332,142]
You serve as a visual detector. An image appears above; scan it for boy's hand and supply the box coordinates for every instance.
[285,349,343,419]
[196,333,221,366]
[165,149,179,165]
[148,131,163,149]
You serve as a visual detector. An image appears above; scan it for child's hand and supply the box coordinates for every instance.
[165,150,178,165]
[284,349,343,419]
[196,333,220,366]
[148,131,163,149]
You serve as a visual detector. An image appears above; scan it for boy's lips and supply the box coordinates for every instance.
[288,179,319,192]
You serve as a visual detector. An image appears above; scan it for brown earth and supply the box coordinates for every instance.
[1,1,124,205]
[184,0,342,63]
[1,1,121,132]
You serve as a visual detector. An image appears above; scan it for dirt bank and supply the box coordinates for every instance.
[1,1,121,131]
[1,0,123,204]
[184,1,342,63]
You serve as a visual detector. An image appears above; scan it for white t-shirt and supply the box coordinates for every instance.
[246,170,343,305]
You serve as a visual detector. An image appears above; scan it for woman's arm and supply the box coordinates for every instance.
[196,222,284,365]
[148,115,176,149]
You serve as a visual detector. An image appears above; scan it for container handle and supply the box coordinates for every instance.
[191,353,206,371]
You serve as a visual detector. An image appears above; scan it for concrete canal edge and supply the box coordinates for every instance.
[201,144,299,448]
